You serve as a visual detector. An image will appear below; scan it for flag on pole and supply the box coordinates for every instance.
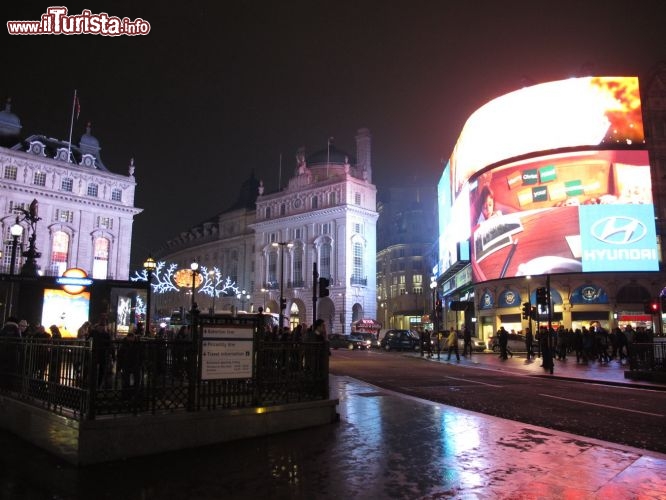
[75,94,80,120]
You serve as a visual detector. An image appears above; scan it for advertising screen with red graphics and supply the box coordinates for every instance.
[437,76,657,282]
[468,149,657,281]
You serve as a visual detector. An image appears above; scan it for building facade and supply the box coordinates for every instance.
[0,100,141,280]
[376,183,438,331]
[434,67,666,342]
[252,129,378,333]
[156,129,378,334]
[154,174,259,318]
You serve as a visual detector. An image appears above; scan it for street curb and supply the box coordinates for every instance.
[528,373,666,391]
[407,351,666,391]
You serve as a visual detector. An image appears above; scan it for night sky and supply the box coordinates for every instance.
[3,1,665,270]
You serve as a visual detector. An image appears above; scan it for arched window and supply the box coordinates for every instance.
[92,237,110,279]
[50,231,70,276]
[320,242,331,279]
[292,244,303,286]
[352,242,364,282]
[268,251,278,285]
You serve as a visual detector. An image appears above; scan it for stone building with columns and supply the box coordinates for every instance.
[0,100,141,280]
[251,129,378,333]
[155,129,378,334]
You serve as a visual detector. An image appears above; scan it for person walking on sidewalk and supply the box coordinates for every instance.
[498,326,509,360]
[445,329,460,361]
[525,327,534,361]
[462,327,472,357]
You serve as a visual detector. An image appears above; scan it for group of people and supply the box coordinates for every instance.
[419,328,474,361]
[492,323,654,371]
[536,324,650,365]
[260,319,329,343]
[0,316,64,340]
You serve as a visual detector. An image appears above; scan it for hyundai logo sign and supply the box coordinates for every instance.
[590,216,647,245]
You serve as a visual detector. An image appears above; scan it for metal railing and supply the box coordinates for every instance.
[627,342,666,372]
[0,334,329,420]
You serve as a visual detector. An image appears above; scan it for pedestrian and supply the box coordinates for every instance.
[573,328,584,363]
[556,326,567,360]
[18,319,29,338]
[463,328,472,357]
[424,330,433,358]
[498,326,509,360]
[90,322,114,389]
[435,330,443,359]
[615,327,628,362]
[312,319,330,358]
[539,326,554,372]
[525,327,533,361]
[313,319,328,342]
[0,317,21,338]
[77,321,91,340]
[445,329,460,361]
[49,325,62,339]
[117,331,143,408]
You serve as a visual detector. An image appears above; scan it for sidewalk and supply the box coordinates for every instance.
[412,349,666,390]
[330,374,666,498]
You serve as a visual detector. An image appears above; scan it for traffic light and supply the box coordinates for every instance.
[644,299,659,314]
[521,302,531,320]
[536,287,548,306]
[280,297,287,310]
[318,277,330,297]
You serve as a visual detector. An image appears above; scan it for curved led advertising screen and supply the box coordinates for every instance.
[437,75,657,282]
[469,149,658,281]
[450,76,645,195]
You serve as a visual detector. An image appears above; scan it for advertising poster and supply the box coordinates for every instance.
[468,149,658,281]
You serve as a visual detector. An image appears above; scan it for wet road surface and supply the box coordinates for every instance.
[1,374,665,499]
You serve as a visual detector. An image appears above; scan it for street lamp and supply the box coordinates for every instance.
[9,218,23,275]
[190,261,199,313]
[143,255,157,334]
[260,288,268,310]
[236,289,250,311]
[272,241,293,330]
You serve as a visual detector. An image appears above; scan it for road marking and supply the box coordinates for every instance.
[539,394,665,417]
[445,376,503,388]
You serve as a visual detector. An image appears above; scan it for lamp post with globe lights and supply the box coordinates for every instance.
[9,218,23,275]
[237,289,250,311]
[190,261,200,317]
[143,255,157,333]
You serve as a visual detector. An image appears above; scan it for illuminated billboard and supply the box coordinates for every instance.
[437,162,472,276]
[437,75,655,283]
[42,289,91,338]
[450,77,645,195]
[469,149,658,280]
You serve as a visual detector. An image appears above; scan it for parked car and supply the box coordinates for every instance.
[456,331,487,352]
[356,332,380,348]
[488,333,537,353]
[329,334,369,350]
[380,329,421,351]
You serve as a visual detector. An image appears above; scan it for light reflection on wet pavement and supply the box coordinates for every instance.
[1,374,665,499]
